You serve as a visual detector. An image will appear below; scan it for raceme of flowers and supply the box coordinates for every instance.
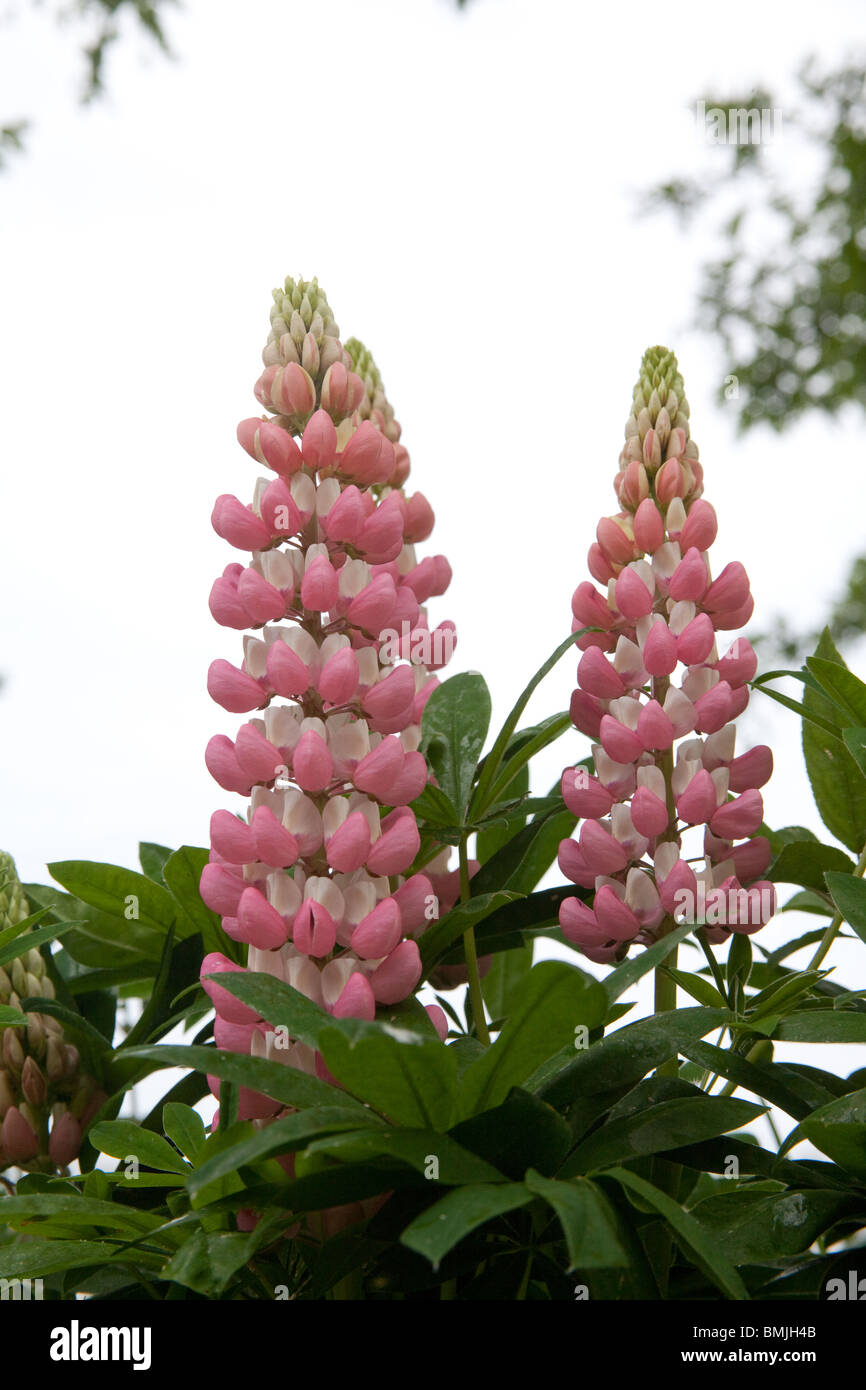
[558,347,776,964]
[199,278,455,1125]
[0,853,103,1172]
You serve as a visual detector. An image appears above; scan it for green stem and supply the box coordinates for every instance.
[459,835,490,1046]
[808,839,866,969]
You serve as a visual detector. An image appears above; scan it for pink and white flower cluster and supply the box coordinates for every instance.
[199,279,453,1117]
[558,347,776,964]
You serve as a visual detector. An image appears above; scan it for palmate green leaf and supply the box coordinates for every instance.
[89,1120,190,1174]
[689,1188,860,1267]
[780,1088,866,1178]
[469,629,584,819]
[138,841,174,882]
[187,1107,387,1196]
[304,1128,505,1185]
[534,1008,731,1109]
[774,1011,866,1043]
[122,1043,364,1112]
[399,1181,533,1268]
[564,1096,764,1175]
[418,891,521,972]
[802,631,866,853]
[606,1167,748,1300]
[23,881,165,969]
[677,1040,815,1120]
[420,671,492,816]
[524,1170,630,1270]
[468,808,576,898]
[458,961,607,1118]
[162,1103,208,1165]
[824,871,866,946]
[48,859,179,935]
[768,839,854,893]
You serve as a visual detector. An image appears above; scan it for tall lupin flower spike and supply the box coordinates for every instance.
[0,853,101,1171]
[200,278,454,1120]
[558,347,776,964]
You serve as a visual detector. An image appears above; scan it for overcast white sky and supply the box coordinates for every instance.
[2,0,865,1112]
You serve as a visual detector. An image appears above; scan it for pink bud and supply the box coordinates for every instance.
[669,547,708,603]
[200,862,245,915]
[207,660,267,714]
[301,555,339,612]
[630,785,670,837]
[425,1004,449,1040]
[571,581,615,631]
[293,900,338,958]
[642,620,678,676]
[324,485,365,545]
[579,820,629,875]
[570,689,603,739]
[358,495,405,562]
[676,768,718,825]
[633,497,665,554]
[209,566,250,629]
[679,499,717,552]
[363,665,416,721]
[237,417,302,476]
[561,769,614,819]
[728,881,777,934]
[353,736,403,800]
[366,808,421,876]
[599,714,644,764]
[235,568,285,625]
[49,1111,82,1168]
[578,646,626,699]
[293,731,334,792]
[205,735,254,794]
[588,543,615,585]
[214,1016,257,1052]
[709,788,763,839]
[676,613,715,664]
[1,1105,40,1163]
[347,575,398,633]
[340,420,395,484]
[694,680,734,734]
[728,745,773,792]
[615,565,655,620]
[403,492,435,543]
[267,640,310,697]
[326,811,372,872]
[392,874,434,934]
[369,940,422,1004]
[559,897,610,947]
[658,856,697,916]
[713,593,755,631]
[704,562,750,614]
[597,516,637,566]
[318,647,360,706]
[730,835,772,883]
[714,638,757,688]
[352,898,403,959]
[250,805,299,868]
[301,409,338,470]
[201,954,259,1024]
[211,495,272,550]
[593,885,640,942]
[259,478,302,539]
[637,699,675,751]
[655,457,685,504]
[210,809,255,863]
[235,723,283,782]
[332,972,377,1021]
[389,750,428,804]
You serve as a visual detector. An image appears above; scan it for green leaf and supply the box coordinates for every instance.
[0,1005,28,1026]
[162,1229,261,1296]
[469,808,576,898]
[690,1188,858,1266]
[807,655,866,726]
[566,1096,764,1174]
[163,1103,207,1165]
[677,1040,814,1119]
[470,629,582,818]
[825,871,866,946]
[16,998,113,1067]
[662,967,727,1009]
[0,1194,162,1236]
[420,671,491,815]
[89,1120,190,1174]
[320,1029,459,1130]
[0,904,52,952]
[162,846,224,951]
[187,1108,388,1196]
[459,961,608,1117]
[0,919,77,970]
[122,1043,364,1112]
[524,1170,630,1270]
[399,1182,532,1267]
[483,712,572,808]
[0,1239,161,1280]
[768,840,854,893]
[535,1008,731,1110]
[781,1088,866,1178]
[606,1167,748,1300]
[482,939,534,1021]
[774,1012,866,1043]
[48,860,178,934]
[138,842,174,882]
[602,923,693,1004]
[449,1087,572,1179]
[842,726,866,780]
[304,1128,505,1185]
[802,631,866,852]
[419,891,521,973]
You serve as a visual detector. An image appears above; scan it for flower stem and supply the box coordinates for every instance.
[459,835,490,1046]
